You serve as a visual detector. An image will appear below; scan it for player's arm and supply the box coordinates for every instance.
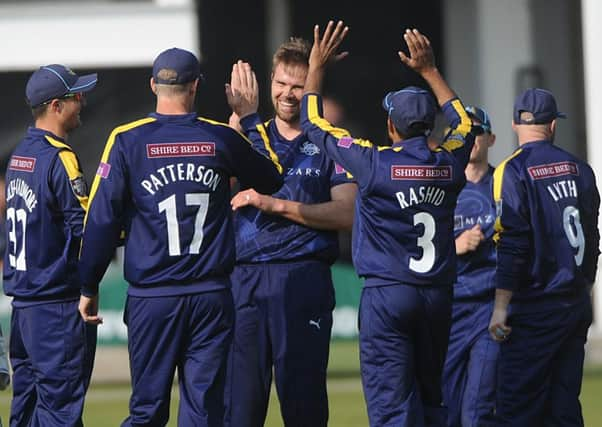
[580,165,601,286]
[225,59,283,170]
[228,129,283,195]
[398,28,476,168]
[0,325,10,390]
[489,157,529,341]
[49,149,88,239]
[78,132,128,323]
[300,21,378,189]
[232,182,356,231]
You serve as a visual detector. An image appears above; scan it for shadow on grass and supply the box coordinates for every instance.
[328,369,361,379]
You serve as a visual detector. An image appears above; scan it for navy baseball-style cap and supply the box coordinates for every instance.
[26,64,97,107]
[382,86,437,135]
[513,88,566,124]
[152,48,201,85]
[465,105,492,133]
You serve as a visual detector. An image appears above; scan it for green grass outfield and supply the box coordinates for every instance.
[1,341,601,426]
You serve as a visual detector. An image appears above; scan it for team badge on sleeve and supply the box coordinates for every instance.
[97,162,111,179]
[335,163,347,174]
[70,175,88,198]
[337,137,354,148]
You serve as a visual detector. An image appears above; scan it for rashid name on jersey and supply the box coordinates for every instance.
[3,127,88,306]
[79,113,282,297]
[301,93,476,287]
[234,113,352,264]
[493,140,600,308]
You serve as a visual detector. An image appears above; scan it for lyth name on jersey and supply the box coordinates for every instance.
[546,179,578,202]
[141,162,222,195]
[528,160,579,202]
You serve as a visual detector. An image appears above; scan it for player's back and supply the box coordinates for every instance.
[82,113,282,297]
[495,140,600,302]
[354,137,467,287]
[4,128,85,302]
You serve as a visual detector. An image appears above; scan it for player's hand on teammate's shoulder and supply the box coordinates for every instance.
[398,28,436,75]
[455,224,485,255]
[225,60,259,119]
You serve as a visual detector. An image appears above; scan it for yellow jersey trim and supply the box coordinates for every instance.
[85,117,157,225]
[493,149,523,244]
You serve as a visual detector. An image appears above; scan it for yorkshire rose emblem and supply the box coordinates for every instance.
[300,141,320,156]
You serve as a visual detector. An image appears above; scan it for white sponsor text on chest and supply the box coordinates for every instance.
[147,142,215,158]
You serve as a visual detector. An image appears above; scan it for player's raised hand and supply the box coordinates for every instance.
[398,28,436,75]
[79,294,103,325]
[305,20,349,94]
[225,60,259,119]
[309,20,349,71]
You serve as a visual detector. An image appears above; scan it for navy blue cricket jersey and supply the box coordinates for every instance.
[453,166,496,299]
[494,140,600,303]
[3,127,88,305]
[79,113,282,297]
[301,94,476,287]
[234,113,352,264]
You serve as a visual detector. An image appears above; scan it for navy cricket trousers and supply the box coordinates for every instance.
[442,300,499,427]
[359,284,452,427]
[226,260,335,427]
[9,300,97,427]
[495,293,592,427]
[122,289,234,427]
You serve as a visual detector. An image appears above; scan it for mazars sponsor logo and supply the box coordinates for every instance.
[9,156,36,172]
[146,142,215,158]
[527,161,578,180]
[391,165,452,181]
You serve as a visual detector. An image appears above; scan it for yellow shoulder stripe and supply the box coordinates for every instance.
[197,116,252,143]
[45,135,71,150]
[451,99,472,136]
[493,149,523,244]
[46,136,88,211]
[85,117,156,225]
[441,138,464,152]
[59,150,88,211]
[307,94,351,139]
[254,123,283,174]
[198,117,283,174]
[198,116,229,127]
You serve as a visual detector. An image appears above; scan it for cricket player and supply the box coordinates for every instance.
[3,64,97,426]
[78,48,282,426]
[489,88,600,426]
[224,39,356,427]
[300,23,478,426]
[442,106,498,426]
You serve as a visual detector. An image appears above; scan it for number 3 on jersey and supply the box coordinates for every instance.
[410,212,436,273]
[158,193,209,256]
